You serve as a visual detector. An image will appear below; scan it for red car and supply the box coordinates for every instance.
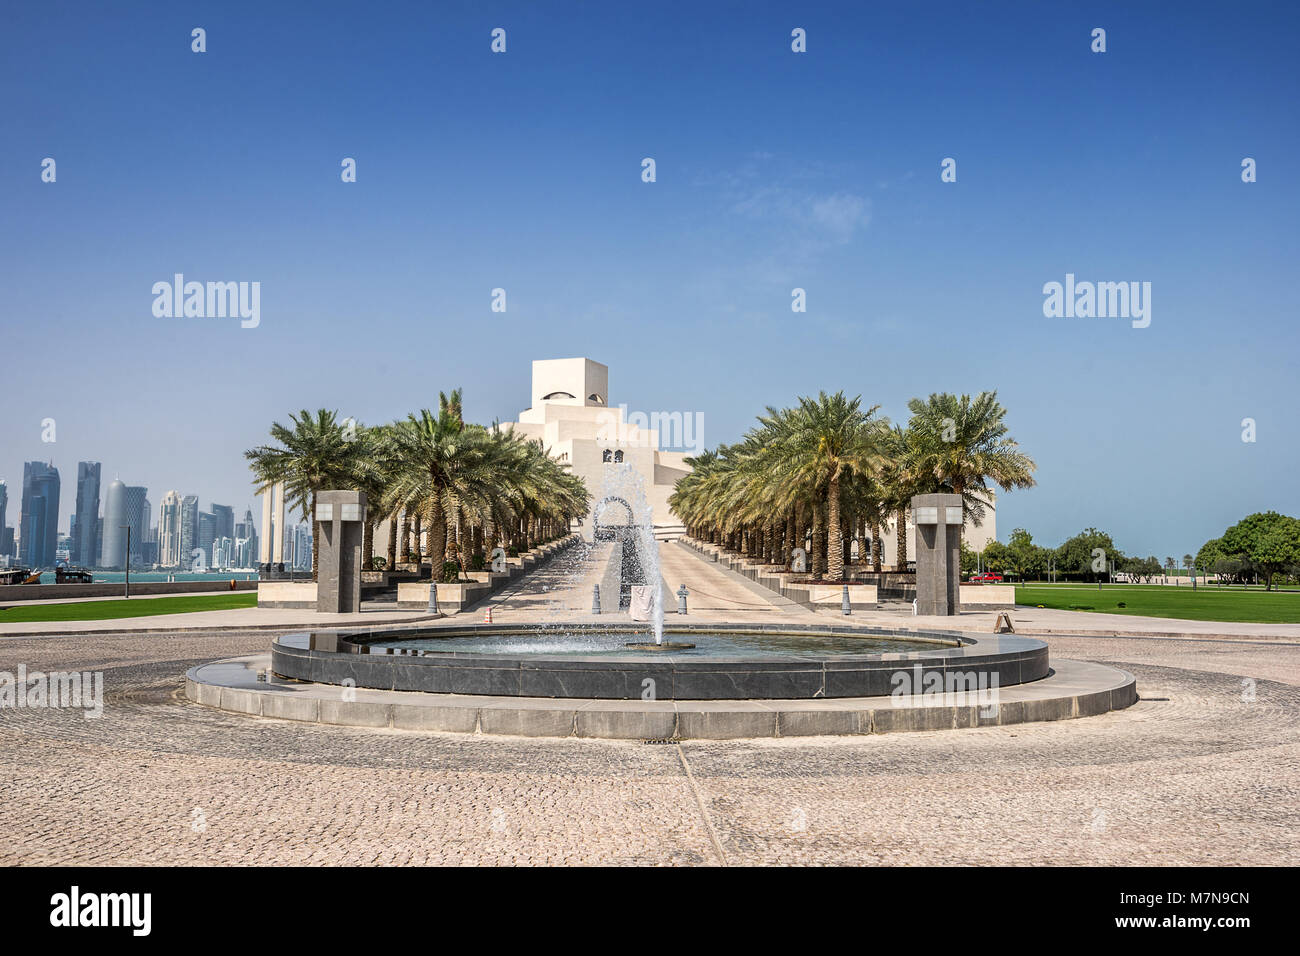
[968,572,1003,582]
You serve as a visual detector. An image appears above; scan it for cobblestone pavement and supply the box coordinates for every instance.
[2,621,1297,866]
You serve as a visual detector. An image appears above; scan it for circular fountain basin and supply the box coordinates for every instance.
[370,629,942,657]
[271,623,1049,701]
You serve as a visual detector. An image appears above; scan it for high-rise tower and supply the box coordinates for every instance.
[158,491,182,567]
[20,462,61,569]
[100,480,129,570]
[73,462,101,566]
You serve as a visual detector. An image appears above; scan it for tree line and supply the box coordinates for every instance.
[670,390,1036,582]
[243,391,589,582]
[1195,512,1300,590]
[972,512,1300,589]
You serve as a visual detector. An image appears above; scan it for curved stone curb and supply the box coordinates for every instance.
[186,655,1137,740]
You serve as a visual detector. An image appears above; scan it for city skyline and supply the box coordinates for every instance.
[0,457,271,570]
[0,462,264,544]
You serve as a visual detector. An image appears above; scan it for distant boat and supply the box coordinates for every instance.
[55,566,94,584]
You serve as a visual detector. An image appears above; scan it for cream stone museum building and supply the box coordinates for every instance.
[498,358,692,540]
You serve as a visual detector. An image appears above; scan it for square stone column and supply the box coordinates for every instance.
[271,481,286,565]
[912,493,963,616]
[315,490,366,613]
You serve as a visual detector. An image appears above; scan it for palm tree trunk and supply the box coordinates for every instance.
[827,479,844,581]
[895,507,908,571]
[428,497,447,568]
[812,502,827,579]
[387,517,398,569]
[785,512,796,569]
[399,514,411,565]
[871,519,882,572]
[362,519,375,571]
[413,514,423,563]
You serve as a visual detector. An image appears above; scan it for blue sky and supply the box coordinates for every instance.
[2,0,1296,558]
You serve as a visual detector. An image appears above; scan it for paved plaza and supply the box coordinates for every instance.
[2,543,1298,866]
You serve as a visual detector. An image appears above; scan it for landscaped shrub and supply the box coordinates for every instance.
[468,551,485,571]
[371,557,387,571]
[439,561,462,583]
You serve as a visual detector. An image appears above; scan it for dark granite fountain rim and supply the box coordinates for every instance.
[269,623,1050,699]
[272,623,1048,666]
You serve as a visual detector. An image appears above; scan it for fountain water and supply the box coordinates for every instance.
[591,463,663,644]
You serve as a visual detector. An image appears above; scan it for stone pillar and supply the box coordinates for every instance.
[912,493,963,616]
[316,490,366,613]
[271,481,286,565]
[259,489,274,564]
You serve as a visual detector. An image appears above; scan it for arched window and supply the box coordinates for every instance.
[588,393,606,405]
[602,449,613,462]
[542,391,576,400]
[614,450,624,463]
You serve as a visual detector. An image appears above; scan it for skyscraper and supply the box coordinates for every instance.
[236,508,259,569]
[158,491,182,567]
[126,487,148,566]
[198,511,216,567]
[292,522,313,571]
[210,503,234,543]
[19,461,60,569]
[179,495,200,570]
[0,479,9,557]
[101,479,129,570]
[72,462,101,567]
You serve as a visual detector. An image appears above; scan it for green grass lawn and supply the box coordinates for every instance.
[0,592,257,623]
[1015,583,1300,623]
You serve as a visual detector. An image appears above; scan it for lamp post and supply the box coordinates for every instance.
[121,525,131,599]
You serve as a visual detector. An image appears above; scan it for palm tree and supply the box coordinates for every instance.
[351,423,397,570]
[671,390,1037,583]
[905,391,1036,536]
[383,408,493,571]
[776,393,889,580]
[383,406,589,578]
[671,396,891,580]
[875,424,925,572]
[244,409,363,581]
[249,390,593,584]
